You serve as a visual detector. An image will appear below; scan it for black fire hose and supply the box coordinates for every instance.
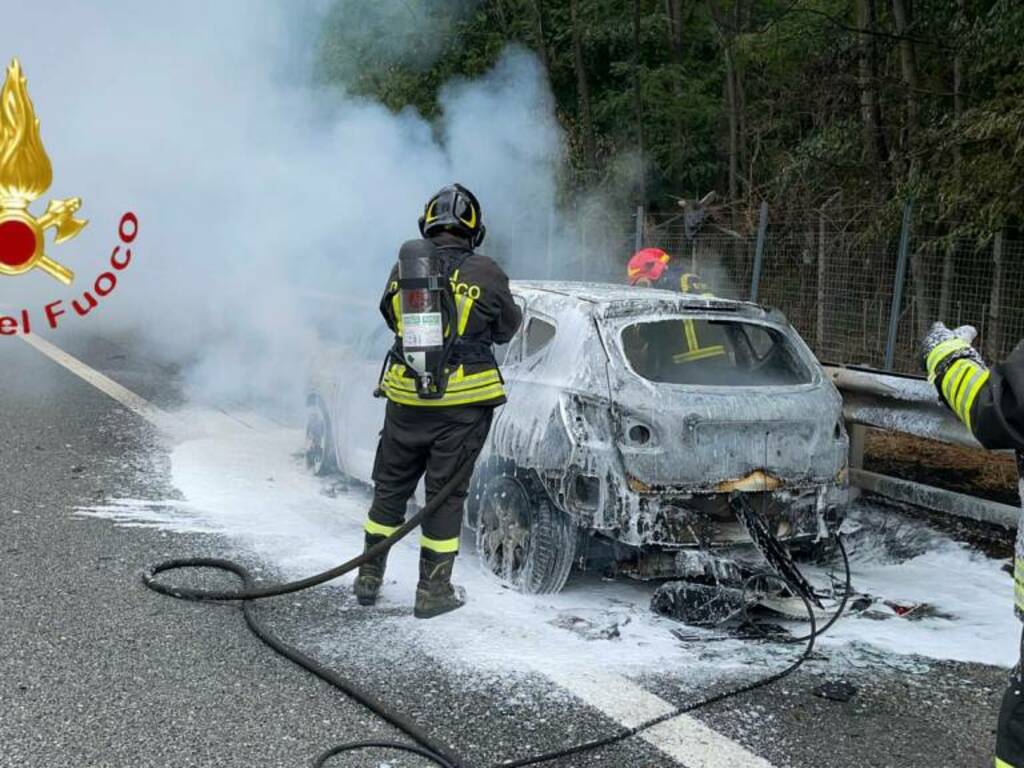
[143,440,479,768]
[144,446,850,768]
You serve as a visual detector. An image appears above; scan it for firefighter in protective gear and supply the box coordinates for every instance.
[355,183,522,619]
[627,247,672,287]
[627,248,726,366]
[672,272,727,365]
[920,321,1024,767]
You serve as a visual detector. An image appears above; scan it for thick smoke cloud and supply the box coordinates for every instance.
[0,2,564,413]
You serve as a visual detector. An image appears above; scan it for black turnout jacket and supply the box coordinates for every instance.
[972,342,1024,451]
[377,233,521,407]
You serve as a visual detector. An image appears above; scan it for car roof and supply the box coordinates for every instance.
[510,280,768,320]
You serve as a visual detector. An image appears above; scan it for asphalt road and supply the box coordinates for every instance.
[0,329,1012,768]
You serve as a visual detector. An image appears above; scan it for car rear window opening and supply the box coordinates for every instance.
[620,319,813,386]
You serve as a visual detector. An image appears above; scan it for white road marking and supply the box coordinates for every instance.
[20,333,178,433]
[23,332,778,768]
[546,669,775,768]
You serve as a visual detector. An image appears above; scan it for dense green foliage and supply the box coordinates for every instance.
[318,0,1024,230]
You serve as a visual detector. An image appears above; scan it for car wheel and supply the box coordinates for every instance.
[305,396,336,476]
[475,474,576,594]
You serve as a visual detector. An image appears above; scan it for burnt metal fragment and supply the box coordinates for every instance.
[813,679,858,702]
[651,581,748,626]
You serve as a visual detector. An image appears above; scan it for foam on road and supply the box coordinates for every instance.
[25,330,1021,768]
[34,332,772,767]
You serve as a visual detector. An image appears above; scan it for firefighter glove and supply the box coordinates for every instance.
[920,321,990,427]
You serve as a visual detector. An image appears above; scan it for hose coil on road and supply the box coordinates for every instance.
[144,431,851,768]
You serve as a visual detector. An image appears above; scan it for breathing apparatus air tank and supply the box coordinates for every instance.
[397,239,452,399]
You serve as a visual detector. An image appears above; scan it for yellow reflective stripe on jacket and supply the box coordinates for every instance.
[384,383,505,407]
[996,758,1016,768]
[365,519,401,537]
[943,359,972,405]
[390,282,403,337]
[927,337,969,378]
[1014,559,1024,615]
[457,294,475,335]
[420,534,460,553]
[446,365,501,391]
[953,362,983,417]
[383,364,501,393]
[449,269,476,336]
[673,345,727,364]
[938,357,990,432]
[961,370,990,432]
[684,319,699,350]
[381,363,505,406]
[952,365,976,412]
[676,318,726,365]
[384,385,505,407]
[383,375,503,395]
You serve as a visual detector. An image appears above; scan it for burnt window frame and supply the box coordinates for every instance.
[614,314,818,388]
[494,295,528,366]
[524,314,558,359]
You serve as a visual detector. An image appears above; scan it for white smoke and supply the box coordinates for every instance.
[0,2,565,413]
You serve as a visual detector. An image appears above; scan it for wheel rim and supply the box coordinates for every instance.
[477,478,533,587]
[305,404,327,473]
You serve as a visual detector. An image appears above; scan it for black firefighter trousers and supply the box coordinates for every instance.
[998,629,1024,767]
[366,401,493,554]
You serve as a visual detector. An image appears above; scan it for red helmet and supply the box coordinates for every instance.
[627,248,671,286]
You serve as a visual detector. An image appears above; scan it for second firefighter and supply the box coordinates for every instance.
[354,183,522,619]
[920,321,1024,767]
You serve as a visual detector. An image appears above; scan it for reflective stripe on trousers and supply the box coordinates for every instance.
[420,534,459,553]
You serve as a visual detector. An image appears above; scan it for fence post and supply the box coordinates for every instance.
[816,208,827,355]
[634,205,645,252]
[986,230,1004,361]
[884,199,914,370]
[750,201,768,302]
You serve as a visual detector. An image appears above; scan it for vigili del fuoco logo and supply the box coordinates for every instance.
[0,58,137,335]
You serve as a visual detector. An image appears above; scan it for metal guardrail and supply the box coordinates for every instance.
[823,364,1020,529]
[824,365,986,449]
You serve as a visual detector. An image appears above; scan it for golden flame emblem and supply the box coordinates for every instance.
[0,58,86,284]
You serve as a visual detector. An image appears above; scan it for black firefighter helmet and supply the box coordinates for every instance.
[418,183,486,247]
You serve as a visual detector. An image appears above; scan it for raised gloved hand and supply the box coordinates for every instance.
[921,321,983,378]
[920,321,989,421]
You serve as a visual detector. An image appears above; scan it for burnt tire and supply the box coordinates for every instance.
[475,474,576,594]
[305,396,336,476]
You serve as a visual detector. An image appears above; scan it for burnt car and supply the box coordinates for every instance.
[306,281,848,596]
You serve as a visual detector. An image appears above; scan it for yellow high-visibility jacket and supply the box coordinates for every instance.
[378,239,521,408]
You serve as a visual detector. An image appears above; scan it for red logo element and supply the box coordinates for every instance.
[0,218,37,267]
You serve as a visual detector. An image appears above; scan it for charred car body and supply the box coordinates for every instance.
[307,281,848,599]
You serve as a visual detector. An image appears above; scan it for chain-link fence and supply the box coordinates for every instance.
[572,203,1024,374]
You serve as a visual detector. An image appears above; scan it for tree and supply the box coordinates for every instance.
[313,0,1024,230]
[570,0,597,176]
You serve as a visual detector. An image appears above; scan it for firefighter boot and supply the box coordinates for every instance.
[353,533,389,606]
[414,549,466,619]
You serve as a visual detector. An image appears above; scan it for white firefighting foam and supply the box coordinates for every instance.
[77,407,1019,675]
